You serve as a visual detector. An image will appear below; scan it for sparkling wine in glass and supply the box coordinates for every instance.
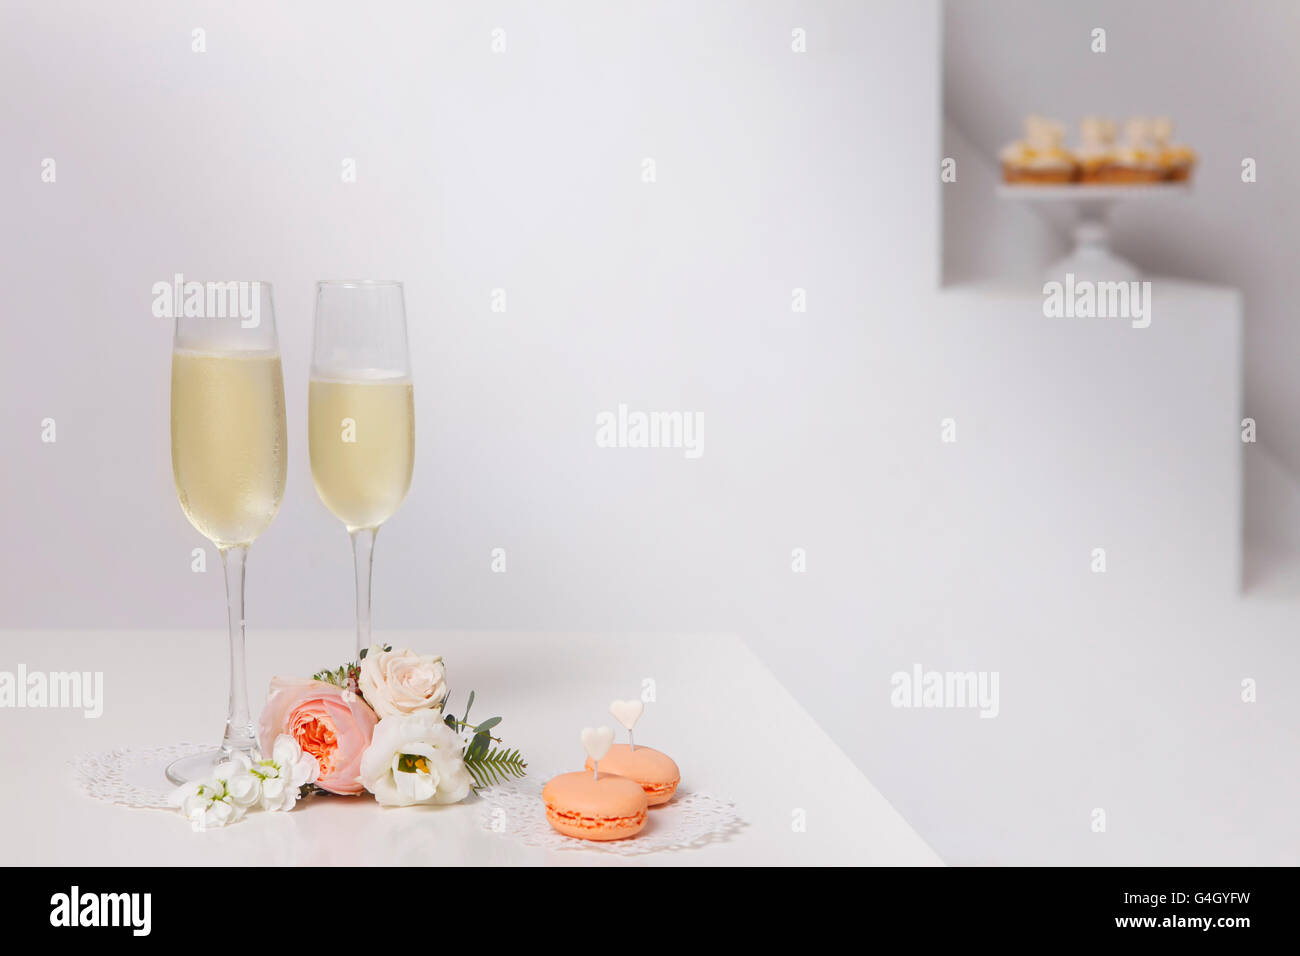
[308,280,413,657]
[168,281,286,784]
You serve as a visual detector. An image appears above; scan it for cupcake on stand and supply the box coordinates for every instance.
[1100,117,1164,184]
[999,116,1078,184]
[1152,116,1197,181]
[1075,116,1117,183]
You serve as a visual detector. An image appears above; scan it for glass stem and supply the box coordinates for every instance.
[351,527,378,657]
[220,545,256,758]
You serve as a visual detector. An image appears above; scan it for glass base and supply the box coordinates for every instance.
[165,747,251,786]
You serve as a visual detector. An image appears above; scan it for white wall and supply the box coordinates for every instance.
[0,0,941,633]
[942,116,1067,284]
[943,0,1300,480]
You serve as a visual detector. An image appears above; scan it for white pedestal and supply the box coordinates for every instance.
[935,277,1242,595]
[997,184,1191,282]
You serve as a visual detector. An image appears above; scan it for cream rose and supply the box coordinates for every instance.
[358,646,448,720]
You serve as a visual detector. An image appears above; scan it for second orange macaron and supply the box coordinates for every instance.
[584,744,680,805]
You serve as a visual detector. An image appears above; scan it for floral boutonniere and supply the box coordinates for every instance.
[171,644,527,827]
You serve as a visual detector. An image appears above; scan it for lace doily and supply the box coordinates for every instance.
[75,750,746,855]
[477,773,746,855]
[73,743,206,809]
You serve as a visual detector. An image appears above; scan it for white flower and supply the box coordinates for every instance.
[216,754,262,810]
[359,713,473,807]
[358,646,448,720]
[251,734,319,811]
[170,753,261,829]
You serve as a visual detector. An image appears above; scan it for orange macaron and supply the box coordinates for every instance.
[542,771,648,841]
[584,744,680,805]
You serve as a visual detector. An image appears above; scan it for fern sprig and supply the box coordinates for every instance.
[464,746,528,790]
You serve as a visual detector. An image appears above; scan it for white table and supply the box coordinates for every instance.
[0,630,940,866]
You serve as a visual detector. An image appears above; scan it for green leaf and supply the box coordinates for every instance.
[358,647,368,659]
[467,731,490,760]
[311,663,357,688]
[462,690,475,724]
[474,716,502,733]
[444,713,458,731]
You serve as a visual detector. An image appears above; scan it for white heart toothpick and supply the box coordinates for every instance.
[609,699,644,750]
[581,726,614,778]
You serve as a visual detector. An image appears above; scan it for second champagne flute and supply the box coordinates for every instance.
[308,280,414,657]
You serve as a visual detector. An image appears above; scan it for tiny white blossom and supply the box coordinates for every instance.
[170,753,261,829]
[251,734,320,811]
[217,754,262,809]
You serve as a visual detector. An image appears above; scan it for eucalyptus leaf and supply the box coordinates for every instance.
[474,716,502,733]
[468,731,490,760]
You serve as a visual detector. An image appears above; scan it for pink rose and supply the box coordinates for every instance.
[259,677,378,795]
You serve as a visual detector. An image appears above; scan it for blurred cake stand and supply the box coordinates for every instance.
[997,183,1190,283]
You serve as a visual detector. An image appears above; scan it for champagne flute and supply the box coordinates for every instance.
[168,281,286,784]
[308,280,414,657]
